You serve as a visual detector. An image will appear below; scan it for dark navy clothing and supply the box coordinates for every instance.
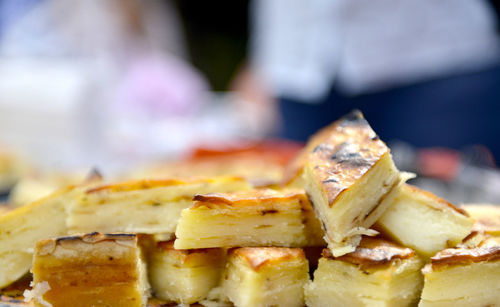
[277,66,500,162]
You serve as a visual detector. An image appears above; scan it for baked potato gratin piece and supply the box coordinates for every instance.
[1,109,494,307]
[303,110,400,256]
[305,236,423,307]
[419,237,500,307]
[174,188,324,249]
[148,240,226,304]
[25,232,149,307]
[375,183,474,258]
[222,247,309,307]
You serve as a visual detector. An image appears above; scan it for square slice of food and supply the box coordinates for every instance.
[375,184,474,258]
[222,247,309,307]
[305,237,423,307]
[174,189,320,249]
[419,237,500,307]
[0,186,81,288]
[148,240,226,304]
[67,176,250,235]
[303,110,400,256]
[26,232,149,307]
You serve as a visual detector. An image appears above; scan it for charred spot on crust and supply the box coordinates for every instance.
[322,178,339,184]
[105,233,136,238]
[313,144,332,153]
[339,109,368,126]
[55,232,136,244]
[371,135,380,141]
[329,143,371,168]
[55,235,83,242]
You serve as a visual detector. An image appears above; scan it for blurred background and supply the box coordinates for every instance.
[0,0,499,205]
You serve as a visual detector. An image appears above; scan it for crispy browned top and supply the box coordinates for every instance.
[404,184,469,216]
[55,232,136,243]
[231,247,305,271]
[192,188,308,209]
[85,176,244,194]
[323,237,415,267]
[431,238,500,269]
[36,232,137,256]
[305,110,390,206]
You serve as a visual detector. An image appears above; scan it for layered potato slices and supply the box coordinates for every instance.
[222,247,309,307]
[419,237,500,307]
[303,110,400,256]
[26,232,149,307]
[174,189,324,249]
[148,240,226,304]
[305,237,423,307]
[67,176,249,235]
[1,109,495,305]
[375,184,474,258]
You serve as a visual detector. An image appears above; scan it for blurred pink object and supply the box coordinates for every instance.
[114,53,209,117]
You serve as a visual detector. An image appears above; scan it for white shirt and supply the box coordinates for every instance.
[251,0,500,100]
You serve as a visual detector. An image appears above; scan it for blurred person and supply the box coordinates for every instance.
[0,0,209,168]
[239,0,500,163]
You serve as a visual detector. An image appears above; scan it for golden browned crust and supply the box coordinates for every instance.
[431,238,500,269]
[404,184,469,216]
[323,237,415,267]
[231,247,305,271]
[192,189,308,209]
[305,110,390,207]
[86,176,244,194]
[36,232,136,256]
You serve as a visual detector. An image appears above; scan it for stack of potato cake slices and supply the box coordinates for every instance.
[1,110,498,307]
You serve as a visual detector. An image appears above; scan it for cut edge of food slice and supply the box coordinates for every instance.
[174,189,316,249]
[25,232,150,307]
[375,183,474,258]
[419,237,500,307]
[148,239,226,304]
[222,247,309,307]
[305,236,423,307]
